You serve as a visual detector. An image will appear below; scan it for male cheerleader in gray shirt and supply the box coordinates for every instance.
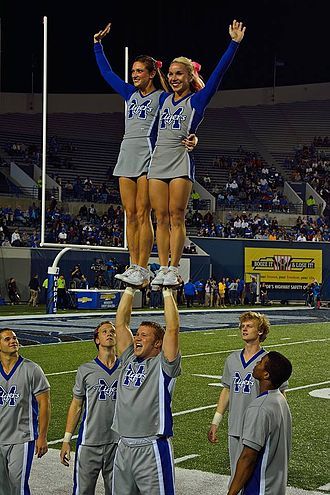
[112,285,181,494]
[60,321,120,494]
[208,312,288,475]
[227,351,293,495]
[0,328,50,495]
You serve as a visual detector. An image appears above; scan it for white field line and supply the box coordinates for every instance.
[174,454,199,464]
[48,380,330,445]
[44,337,330,377]
[182,338,330,358]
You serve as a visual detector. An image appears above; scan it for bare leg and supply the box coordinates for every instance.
[119,177,139,264]
[168,178,192,267]
[148,179,170,266]
[136,175,153,268]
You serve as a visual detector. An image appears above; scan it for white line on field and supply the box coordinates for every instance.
[174,454,199,464]
[48,434,78,445]
[48,380,330,445]
[192,374,222,379]
[182,338,330,358]
[44,338,330,377]
[318,482,330,490]
[46,370,77,376]
[286,381,330,392]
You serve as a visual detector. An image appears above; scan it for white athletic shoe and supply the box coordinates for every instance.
[163,267,183,288]
[115,264,137,282]
[121,267,150,288]
[151,267,168,286]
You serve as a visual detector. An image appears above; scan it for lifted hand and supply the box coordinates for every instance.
[94,22,111,43]
[229,20,246,43]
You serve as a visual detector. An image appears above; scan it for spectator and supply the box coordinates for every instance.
[184,279,197,308]
[28,274,40,307]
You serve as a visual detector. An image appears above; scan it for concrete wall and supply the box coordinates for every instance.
[1,82,329,114]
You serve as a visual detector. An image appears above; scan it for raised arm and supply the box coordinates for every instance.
[193,19,246,109]
[162,288,180,362]
[35,390,51,458]
[93,22,135,100]
[207,386,229,443]
[115,287,135,354]
[60,397,83,467]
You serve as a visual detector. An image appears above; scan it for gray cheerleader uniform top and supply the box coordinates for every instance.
[94,43,163,178]
[148,40,240,182]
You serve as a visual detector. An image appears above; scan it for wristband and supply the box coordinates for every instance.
[63,432,72,443]
[124,287,136,296]
[162,288,173,297]
[211,412,223,426]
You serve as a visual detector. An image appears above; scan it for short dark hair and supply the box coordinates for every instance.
[139,321,165,342]
[93,321,115,349]
[265,351,292,388]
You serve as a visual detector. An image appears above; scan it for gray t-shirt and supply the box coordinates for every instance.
[112,344,181,437]
[0,357,50,444]
[73,358,121,446]
[239,389,292,495]
[222,349,288,437]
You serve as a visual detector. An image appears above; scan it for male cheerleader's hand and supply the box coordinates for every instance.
[35,436,48,458]
[94,22,111,43]
[229,20,246,43]
[207,424,219,444]
[182,134,198,152]
[60,442,71,467]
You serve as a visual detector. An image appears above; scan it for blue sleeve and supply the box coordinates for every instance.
[94,43,136,101]
[192,40,239,112]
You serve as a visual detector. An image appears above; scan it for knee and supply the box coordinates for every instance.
[125,208,137,225]
[154,209,169,227]
[136,206,151,225]
[170,208,186,227]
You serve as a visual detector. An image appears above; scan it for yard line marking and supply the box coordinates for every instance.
[48,380,330,444]
[182,338,330,358]
[318,482,330,490]
[193,374,222,379]
[43,338,330,378]
[286,381,330,392]
[48,435,78,445]
[46,370,77,377]
[174,454,199,464]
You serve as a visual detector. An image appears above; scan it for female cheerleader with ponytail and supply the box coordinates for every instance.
[149,20,246,287]
[94,23,197,287]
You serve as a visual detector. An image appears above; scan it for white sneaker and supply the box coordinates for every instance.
[115,264,137,282]
[163,267,183,288]
[151,267,168,286]
[121,267,150,288]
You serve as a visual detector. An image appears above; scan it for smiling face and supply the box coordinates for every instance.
[167,62,191,96]
[134,324,162,359]
[131,62,155,91]
[0,330,19,357]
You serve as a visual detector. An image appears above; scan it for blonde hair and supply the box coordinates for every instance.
[170,56,205,92]
[239,311,270,342]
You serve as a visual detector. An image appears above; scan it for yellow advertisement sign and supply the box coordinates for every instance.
[245,248,322,284]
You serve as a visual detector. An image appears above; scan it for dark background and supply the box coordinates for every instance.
[1,0,328,94]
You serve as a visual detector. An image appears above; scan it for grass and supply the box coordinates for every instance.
[18,321,330,491]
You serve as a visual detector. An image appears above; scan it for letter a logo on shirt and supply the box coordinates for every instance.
[0,385,20,406]
[123,363,146,388]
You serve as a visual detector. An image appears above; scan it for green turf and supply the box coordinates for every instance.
[19,322,330,491]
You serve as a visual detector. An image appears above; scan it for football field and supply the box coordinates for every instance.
[17,315,330,494]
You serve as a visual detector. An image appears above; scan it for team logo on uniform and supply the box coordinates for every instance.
[0,385,20,406]
[128,99,152,119]
[123,363,146,387]
[92,379,118,401]
[160,107,187,129]
[233,372,254,394]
